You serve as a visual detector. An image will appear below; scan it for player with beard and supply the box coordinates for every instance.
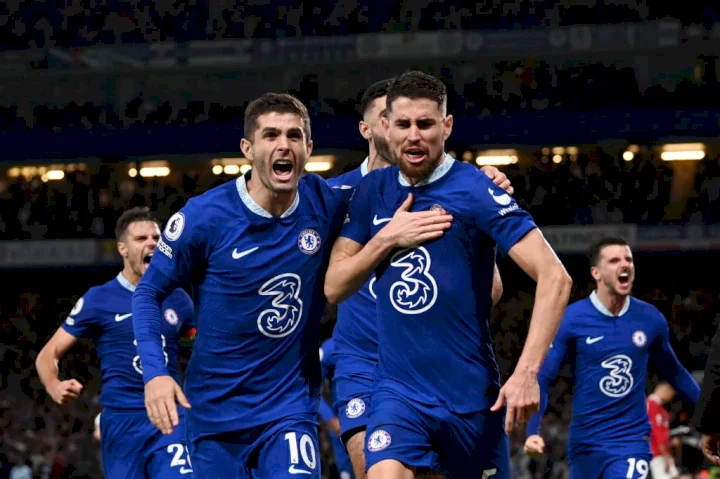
[524,237,699,479]
[327,78,511,479]
[324,70,572,479]
[36,207,195,479]
[133,92,454,478]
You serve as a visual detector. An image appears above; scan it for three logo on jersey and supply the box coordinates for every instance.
[595,329,648,398]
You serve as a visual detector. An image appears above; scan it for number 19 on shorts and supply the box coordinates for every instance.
[626,458,649,479]
[284,432,317,475]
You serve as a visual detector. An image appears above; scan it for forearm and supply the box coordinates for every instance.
[325,235,396,304]
[516,267,572,373]
[526,376,551,436]
[132,280,171,382]
[35,349,61,390]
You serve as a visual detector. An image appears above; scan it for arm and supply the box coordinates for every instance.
[525,341,568,437]
[491,229,572,432]
[325,193,452,304]
[133,209,203,434]
[651,321,700,406]
[508,229,572,374]
[35,328,83,405]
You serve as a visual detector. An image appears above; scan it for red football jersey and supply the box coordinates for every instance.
[647,395,671,457]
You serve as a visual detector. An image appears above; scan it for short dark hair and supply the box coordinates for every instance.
[359,78,392,117]
[244,92,311,142]
[115,207,159,241]
[588,237,629,267]
[386,71,447,114]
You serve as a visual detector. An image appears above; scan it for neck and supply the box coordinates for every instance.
[596,287,627,316]
[247,175,296,217]
[121,267,140,287]
[366,146,392,172]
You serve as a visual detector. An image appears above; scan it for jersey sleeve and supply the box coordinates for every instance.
[60,293,98,340]
[472,173,537,254]
[338,174,374,245]
[649,312,700,405]
[133,204,210,383]
[526,313,573,437]
[173,289,196,346]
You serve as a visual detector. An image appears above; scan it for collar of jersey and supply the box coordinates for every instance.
[590,290,630,317]
[398,153,455,187]
[360,157,369,176]
[235,175,299,219]
[116,272,136,292]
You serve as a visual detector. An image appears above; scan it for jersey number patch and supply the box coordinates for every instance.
[389,247,438,314]
[284,432,317,474]
[599,354,634,398]
[257,273,304,338]
[166,443,192,475]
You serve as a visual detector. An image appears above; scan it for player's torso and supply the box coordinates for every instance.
[568,300,657,446]
[366,165,500,411]
[331,164,381,362]
[88,282,186,409]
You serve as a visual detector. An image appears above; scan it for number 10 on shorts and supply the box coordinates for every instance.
[284,432,317,474]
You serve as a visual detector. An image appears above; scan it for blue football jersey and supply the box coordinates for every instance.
[133,173,351,434]
[61,273,193,410]
[327,159,379,364]
[340,155,537,412]
[526,292,700,458]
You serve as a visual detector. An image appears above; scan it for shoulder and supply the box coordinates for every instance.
[165,179,238,240]
[562,298,593,324]
[327,166,362,189]
[629,296,665,322]
[166,288,192,306]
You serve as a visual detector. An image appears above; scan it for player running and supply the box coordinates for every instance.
[132,92,452,478]
[524,237,700,479]
[325,70,572,479]
[327,77,511,479]
[36,207,195,479]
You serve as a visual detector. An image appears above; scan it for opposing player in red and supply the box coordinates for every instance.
[647,382,679,479]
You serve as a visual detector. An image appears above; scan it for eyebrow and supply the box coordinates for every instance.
[260,126,303,136]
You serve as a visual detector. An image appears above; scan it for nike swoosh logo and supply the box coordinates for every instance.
[288,465,312,475]
[332,185,353,190]
[115,313,132,322]
[232,247,259,260]
[586,336,604,344]
[179,467,192,474]
[373,215,391,225]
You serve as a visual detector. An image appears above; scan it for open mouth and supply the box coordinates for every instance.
[403,148,427,165]
[272,160,293,181]
[618,272,630,285]
[143,253,153,266]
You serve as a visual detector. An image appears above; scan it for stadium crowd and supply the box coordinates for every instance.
[1,57,719,135]
[1,146,719,241]
[0,0,717,52]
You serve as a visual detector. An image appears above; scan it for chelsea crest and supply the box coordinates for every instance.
[298,229,321,255]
